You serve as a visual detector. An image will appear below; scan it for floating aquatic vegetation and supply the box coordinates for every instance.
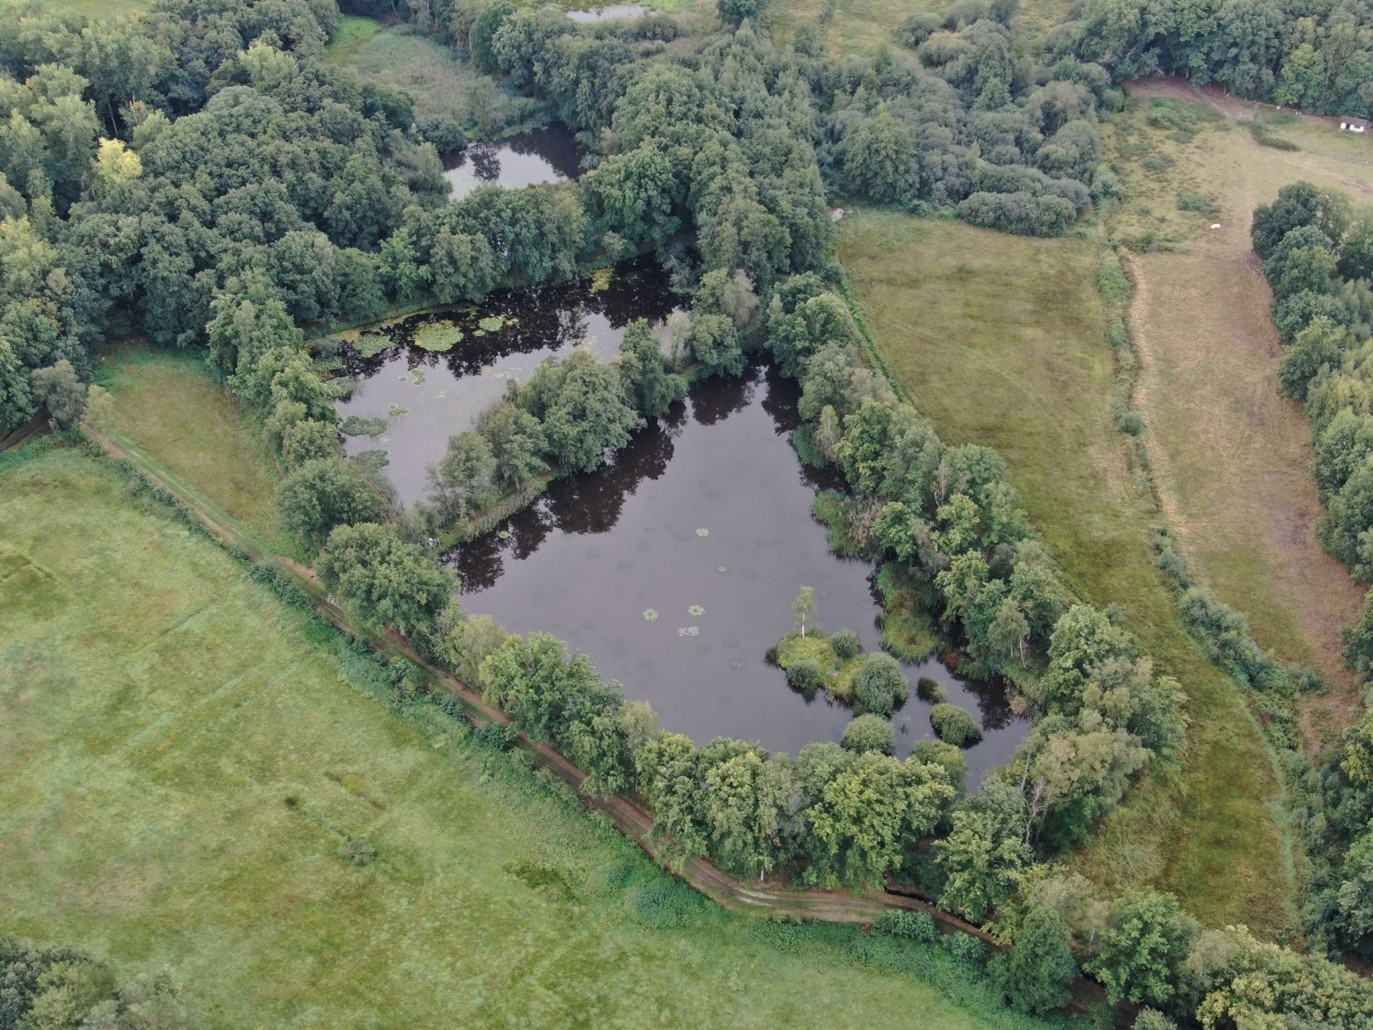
[479,315,511,332]
[357,333,390,358]
[589,267,613,294]
[412,369,427,385]
[695,528,709,537]
[352,449,390,471]
[688,605,705,616]
[716,566,727,573]
[388,404,409,417]
[340,416,387,437]
[643,609,659,621]
[414,321,464,352]
[677,626,699,637]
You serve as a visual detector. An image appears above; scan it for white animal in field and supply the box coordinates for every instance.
[1210,223,1222,230]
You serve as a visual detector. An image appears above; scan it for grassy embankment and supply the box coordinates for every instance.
[839,211,1297,939]
[0,439,1053,1029]
[1103,83,1373,748]
[99,349,300,560]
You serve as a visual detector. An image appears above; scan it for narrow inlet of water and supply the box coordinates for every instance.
[335,259,679,505]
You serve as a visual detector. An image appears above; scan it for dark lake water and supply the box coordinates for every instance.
[442,124,583,200]
[336,259,680,505]
[445,365,1031,785]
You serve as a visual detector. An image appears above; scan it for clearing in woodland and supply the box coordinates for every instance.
[0,440,1049,1029]
[840,211,1296,938]
[1106,81,1373,748]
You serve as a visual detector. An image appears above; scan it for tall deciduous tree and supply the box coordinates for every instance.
[318,522,456,638]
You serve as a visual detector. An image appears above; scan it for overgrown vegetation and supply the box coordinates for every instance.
[1247,182,1373,961]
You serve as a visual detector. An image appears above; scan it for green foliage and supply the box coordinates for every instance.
[0,937,194,1030]
[917,677,946,702]
[936,781,1032,922]
[617,319,687,418]
[874,909,939,944]
[318,522,456,637]
[786,659,825,695]
[991,907,1077,1014]
[686,313,746,379]
[1086,890,1199,1007]
[842,713,895,755]
[930,703,983,748]
[1176,192,1220,219]
[830,629,863,660]
[853,653,909,716]
[30,360,87,427]
[275,457,387,549]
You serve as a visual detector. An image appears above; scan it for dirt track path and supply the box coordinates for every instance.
[1122,79,1368,745]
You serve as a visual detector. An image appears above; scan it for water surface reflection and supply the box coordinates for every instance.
[447,365,1030,785]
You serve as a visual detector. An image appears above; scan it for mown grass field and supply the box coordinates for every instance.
[840,211,1296,938]
[1104,84,1373,746]
[99,349,299,559]
[0,440,1054,1029]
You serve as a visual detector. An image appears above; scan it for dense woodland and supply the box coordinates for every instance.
[1249,183,1373,962]
[3,0,1373,1023]
[1067,0,1373,117]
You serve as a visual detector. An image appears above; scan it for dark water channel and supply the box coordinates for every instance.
[442,123,583,201]
[445,365,1031,786]
[336,259,679,505]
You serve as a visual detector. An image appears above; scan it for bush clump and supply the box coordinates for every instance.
[842,713,895,755]
[830,628,862,660]
[786,660,825,696]
[930,703,983,748]
[853,653,909,716]
[1177,191,1220,218]
[874,909,939,944]
[944,932,987,964]
[916,676,946,702]
[339,837,378,867]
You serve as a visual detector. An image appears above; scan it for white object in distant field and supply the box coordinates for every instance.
[830,207,845,222]
[1210,223,1222,230]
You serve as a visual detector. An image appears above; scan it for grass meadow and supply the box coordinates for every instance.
[327,16,542,137]
[34,0,148,16]
[0,440,1056,1028]
[99,349,300,559]
[839,211,1297,939]
[1103,85,1373,746]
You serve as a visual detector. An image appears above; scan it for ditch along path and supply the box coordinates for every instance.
[94,430,1115,1013]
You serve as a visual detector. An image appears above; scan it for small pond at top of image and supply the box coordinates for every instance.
[443,123,584,201]
[445,364,1031,787]
[567,5,654,22]
[333,258,680,506]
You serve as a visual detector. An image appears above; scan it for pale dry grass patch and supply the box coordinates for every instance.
[1111,81,1373,746]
